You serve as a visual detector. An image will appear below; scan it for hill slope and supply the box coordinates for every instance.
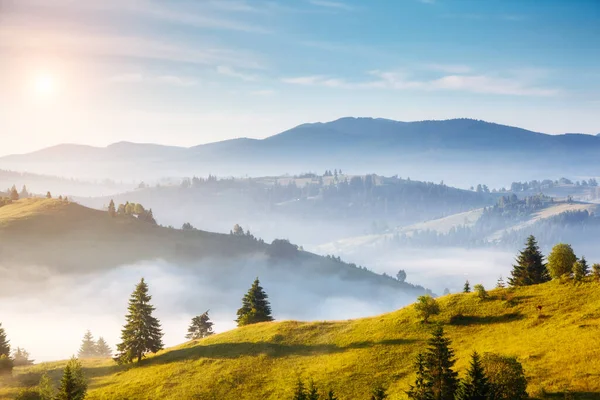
[2,281,599,399]
[1,118,599,184]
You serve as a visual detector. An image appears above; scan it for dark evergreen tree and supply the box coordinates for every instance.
[95,337,112,358]
[463,281,470,293]
[46,191,52,199]
[407,353,433,400]
[236,278,274,326]
[573,256,589,281]
[56,357,87,400]
[108,200,116,217]
[326,389,338,400]
[0,323,9,357]
[114,278,164,364]
[307,380,320,400]
[424,326,458,400]
[185,310,214,340]
[455,351,490,400]
[78,330,97,359]
[593,264,600,282]
[293,378,307,400]
[508,236,549,286]
[10,185,19,201]
[38,372,56,400]
[371,385,388,400]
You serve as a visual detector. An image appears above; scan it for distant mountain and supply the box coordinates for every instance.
[1,118,599,185]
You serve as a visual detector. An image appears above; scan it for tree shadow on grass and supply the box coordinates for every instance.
[449,312,524,326]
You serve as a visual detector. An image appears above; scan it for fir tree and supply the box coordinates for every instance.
[10,185,19,201]
[425,326,458,400]
[12,347,34,366]
[78,330,97,359]
[371,385,388,400]
[592,264,600,282]
[573,256,589,281]
[20,185,29,199]
[293,378,308,400]
[108,200,116,217]
[326,389,338,400]
[38,372,56,400]
[95,337,112,358]
[46,191,52,199]
[0,323,9,357]
[407,353,433,400]
[463,281,471,293]
[307,380,320,400]
[509,236,549,286]
[185,310,214,340]
[236,278,274,326]
[114,278,164,364]
[495,276,505,289]
[56,357,87,400]
[455,351,490,400]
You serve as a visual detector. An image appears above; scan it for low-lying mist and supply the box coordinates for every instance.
[1,258,415,362]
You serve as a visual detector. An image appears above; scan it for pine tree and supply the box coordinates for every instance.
[293,378,308,400]
[56,357,87,400]
[108,200,116,217]
[20,185,29,199]
[463,281,470,293]
[185,310,214,340]
[593,264,600,282]
[424,326,458,400]
[508,236,549,286]
[407,353,433,399]
[10,185,19,201]
[455,351,490,400]
[114,278,164,364]
[307,380,320,400]
[95,337,112,358]
[38,372,56,400]
[12,347,34,366]
[78,330,97,359]
[495,276,505,289]
[0,323,9,357]
[573,256,589,281]
[46,191,52,199]
[371,385,388,400]
[236,278,274,326]
[326,389,338,400]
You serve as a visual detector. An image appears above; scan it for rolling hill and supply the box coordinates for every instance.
[1,118,599,185]
[1,280,599,399]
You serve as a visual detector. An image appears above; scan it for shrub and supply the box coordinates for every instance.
[547,243,577,279]
[591,263,600,282]
[414,295,440,323]
[474,284,489,300]
[0,354,13,375]
[481,353,528,400]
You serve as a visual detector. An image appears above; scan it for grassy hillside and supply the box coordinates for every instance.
[2,280,599,399]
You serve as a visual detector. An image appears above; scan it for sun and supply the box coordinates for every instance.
[32,72,57,97]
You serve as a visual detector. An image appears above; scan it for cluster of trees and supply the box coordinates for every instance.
[107,200,156,225]
[13,357,88,400]
[0,323,34,376]
[508,177,598,193]
[0,185,71,208]
[77,331,112,359]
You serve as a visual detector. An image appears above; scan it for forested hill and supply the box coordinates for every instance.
[2,118,599,184]
[0,198,424,295]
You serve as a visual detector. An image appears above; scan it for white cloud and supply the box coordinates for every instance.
[217,66,259,81]
[308,0,354,11]
[108,73,198,86]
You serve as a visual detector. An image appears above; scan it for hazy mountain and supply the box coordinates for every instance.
[2,118,599,186]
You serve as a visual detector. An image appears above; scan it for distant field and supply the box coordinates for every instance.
[1,280,599,399]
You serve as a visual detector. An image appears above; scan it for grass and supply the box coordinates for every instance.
[2,280,599,399]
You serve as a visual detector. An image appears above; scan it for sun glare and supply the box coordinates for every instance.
[33,72,57,97]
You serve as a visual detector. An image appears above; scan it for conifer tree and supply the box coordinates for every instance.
[592,264,600,282]
[115,278,164,364]
[10,185,19,201]
[56,357,87,400]
[38,372,55,400]
[307,380,320,400]
[463,281,470,293]
[407,353,433,400]
[108,200,116,217]
[455,351,490,400]
[46,191,52,199]
[236,278,274,326]
[95,337,112,358]
[0,323,9,357]
[370,385,388,400]
[78,331,97,359]
[509,236,549,286]
[495,276,505,289]
[12,347,34,366]
[326,389,338,400]
[185,310,214,340]
[20,185,29,199]
[293,378,308,400]
[424,326,458,400]
[573,256,589,281]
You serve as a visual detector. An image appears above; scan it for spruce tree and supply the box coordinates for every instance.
[463,281,470,293]
[593,264,600,282]
[0,323,10,357]
[371,385,388,400]
[424,326,458,400]
[407,353,433,400]
[307,380,320,400]
[508,236,549,286]
[56,357,87,400]
[10,185,19,201]
[115,278,164,364]
[573,256,589,281]
[293,378,308,400]
[108,200,116,217]
[78,330,97,359]
[455,351,490,400]
[185,310,214,340]
[326,389,338,400]
[95,337,112,358]
[495,276,505,289]
[12,347,34,366]
[46,191,52,199]
[236,278,274,326]
[38,372,55,400]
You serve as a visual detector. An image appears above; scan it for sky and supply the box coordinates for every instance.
[0,0,599,155]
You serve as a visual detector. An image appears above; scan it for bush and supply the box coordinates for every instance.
[481,353,527,400]
[414,295,440,323]
[0,354,13,375]
[592,264,600,282]
[474,284,489,300]
[15,389,41,400]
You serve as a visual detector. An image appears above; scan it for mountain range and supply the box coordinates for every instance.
[2,118,599,186]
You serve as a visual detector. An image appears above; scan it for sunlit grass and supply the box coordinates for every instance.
[1,280,599,399]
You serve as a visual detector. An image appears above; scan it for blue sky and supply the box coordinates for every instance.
[0,0,599,154]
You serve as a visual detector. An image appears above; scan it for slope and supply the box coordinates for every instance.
[1,280,599,399]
